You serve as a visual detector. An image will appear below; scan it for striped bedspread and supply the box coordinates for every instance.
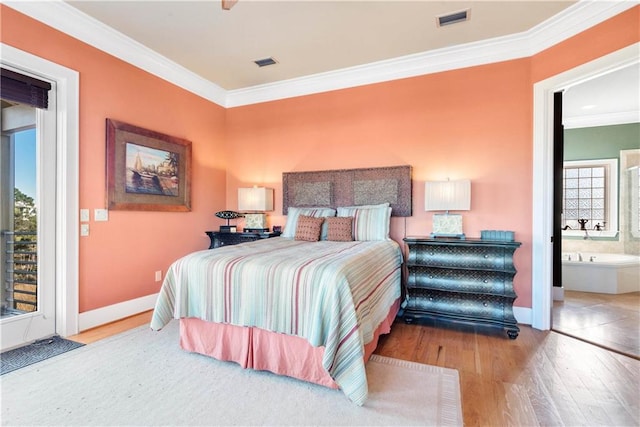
[151,237,402,405]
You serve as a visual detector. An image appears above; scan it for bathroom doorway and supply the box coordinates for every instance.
[551,64,640,359]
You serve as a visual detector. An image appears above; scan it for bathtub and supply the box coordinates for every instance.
[562,252,640,294]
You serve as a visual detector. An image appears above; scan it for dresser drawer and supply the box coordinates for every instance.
[406,266,515,296]
[405,289,508,321]
[406,244,512,271]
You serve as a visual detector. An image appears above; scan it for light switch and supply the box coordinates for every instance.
[94,209,109,222]
[80,224,89,236]
[80,209,89,222]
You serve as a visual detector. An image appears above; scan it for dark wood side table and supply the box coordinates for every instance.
[205,231,281,249]
[403,236,521,339]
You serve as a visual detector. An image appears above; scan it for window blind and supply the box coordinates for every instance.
[1,68,52,109]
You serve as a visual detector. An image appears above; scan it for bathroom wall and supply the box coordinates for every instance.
[562,123,640,255]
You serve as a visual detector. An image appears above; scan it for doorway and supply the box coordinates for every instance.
[531,42,639,331]
[0,44,80,351]
[553,78,640,357]
[1,84,57,350]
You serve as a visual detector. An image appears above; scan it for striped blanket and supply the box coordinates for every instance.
[151,237,402,405]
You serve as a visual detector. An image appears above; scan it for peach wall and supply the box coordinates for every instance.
[1,6,228,312]
[225,5,639,310]
[225,59,535,306]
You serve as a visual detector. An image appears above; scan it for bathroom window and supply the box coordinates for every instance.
[562,158,618,237]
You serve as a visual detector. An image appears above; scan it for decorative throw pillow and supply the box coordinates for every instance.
[294,215,325,242]
[336,205,391,241]
[326,216,353,241]
[282,207,336,239]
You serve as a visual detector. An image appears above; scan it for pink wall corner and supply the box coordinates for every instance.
[1,5,228,312]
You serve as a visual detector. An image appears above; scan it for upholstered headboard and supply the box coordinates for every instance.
[282,165,412,216]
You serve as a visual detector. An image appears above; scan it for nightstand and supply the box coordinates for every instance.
[403,236,521,339]
[205,231,281,249]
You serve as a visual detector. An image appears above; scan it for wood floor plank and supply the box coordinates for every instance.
[502,381,539,427]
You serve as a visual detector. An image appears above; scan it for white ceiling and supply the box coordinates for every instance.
[7,1,639,125]
[65,0,575,91]
[562,62,639,129]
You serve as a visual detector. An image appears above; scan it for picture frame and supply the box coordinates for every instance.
[106,119,191,211]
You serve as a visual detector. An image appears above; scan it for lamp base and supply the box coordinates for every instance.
[244,213,267,230]
[431,213,464,238]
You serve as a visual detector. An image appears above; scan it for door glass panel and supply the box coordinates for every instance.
[1,106,38,319]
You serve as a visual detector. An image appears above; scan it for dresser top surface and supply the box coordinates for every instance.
[404,236,521,247]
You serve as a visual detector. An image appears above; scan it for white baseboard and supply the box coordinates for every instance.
[78,293,532,333]
[78,293,158,332]
[514,306,532,325]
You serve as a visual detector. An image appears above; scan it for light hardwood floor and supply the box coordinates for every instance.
[552,291,640,359]
[69,312,640,426]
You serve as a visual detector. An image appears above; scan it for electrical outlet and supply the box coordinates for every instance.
[94,209,109,221]
[155,271,162,282]
[80,224,89,236]
[80,209,89,222]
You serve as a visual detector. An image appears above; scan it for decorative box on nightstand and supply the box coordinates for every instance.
[205,230,281,249]
[403,236,521,339]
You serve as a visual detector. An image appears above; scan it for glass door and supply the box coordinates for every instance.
[1,98,56,350]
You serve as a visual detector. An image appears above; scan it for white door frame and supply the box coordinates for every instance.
[531,42,639,330]
[1,43,79,338]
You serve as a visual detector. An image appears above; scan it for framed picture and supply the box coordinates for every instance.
[106,119,191,211]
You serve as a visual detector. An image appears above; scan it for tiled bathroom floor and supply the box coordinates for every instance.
[552,291,640,359]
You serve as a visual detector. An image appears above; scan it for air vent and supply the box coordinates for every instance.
[254,57,278,67]
[436,9,470,27]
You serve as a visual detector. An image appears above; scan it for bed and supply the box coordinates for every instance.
[151,167,411,405]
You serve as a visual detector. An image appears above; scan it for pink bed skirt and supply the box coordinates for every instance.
[179,298,400,389]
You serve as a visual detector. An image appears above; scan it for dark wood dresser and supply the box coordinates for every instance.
[403,236,521,339]
[205,231,281,249]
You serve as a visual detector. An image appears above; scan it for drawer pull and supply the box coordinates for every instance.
[483,279,489,283]
[429,297,434,301]
[483,254,489,259]
[483,302,488,307]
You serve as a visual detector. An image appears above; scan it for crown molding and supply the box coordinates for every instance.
[226,1,638,107]
[527,0,638,53]
[225,32,532,107]
[4,0,637,108]
[3,0,227,107]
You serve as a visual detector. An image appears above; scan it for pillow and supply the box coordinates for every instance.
[294,215,325,242]
[336,205,391,241]
[326,216,353,242]
[282,207,336,239]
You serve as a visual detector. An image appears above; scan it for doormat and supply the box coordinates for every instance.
[1,336,84,375]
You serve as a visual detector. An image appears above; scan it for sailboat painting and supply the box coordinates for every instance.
[125,142,179,196]
[107,118,191,211]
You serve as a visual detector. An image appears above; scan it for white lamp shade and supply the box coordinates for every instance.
[425,180,471,211]
[238,187,274,212]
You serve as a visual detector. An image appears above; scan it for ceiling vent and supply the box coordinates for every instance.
[436,9,470,27]
[254,57,278,68]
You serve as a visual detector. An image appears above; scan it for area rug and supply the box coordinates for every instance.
[0,336,84,375]
[0,321,462,426]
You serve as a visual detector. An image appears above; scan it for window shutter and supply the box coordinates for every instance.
[1,68,52,109]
